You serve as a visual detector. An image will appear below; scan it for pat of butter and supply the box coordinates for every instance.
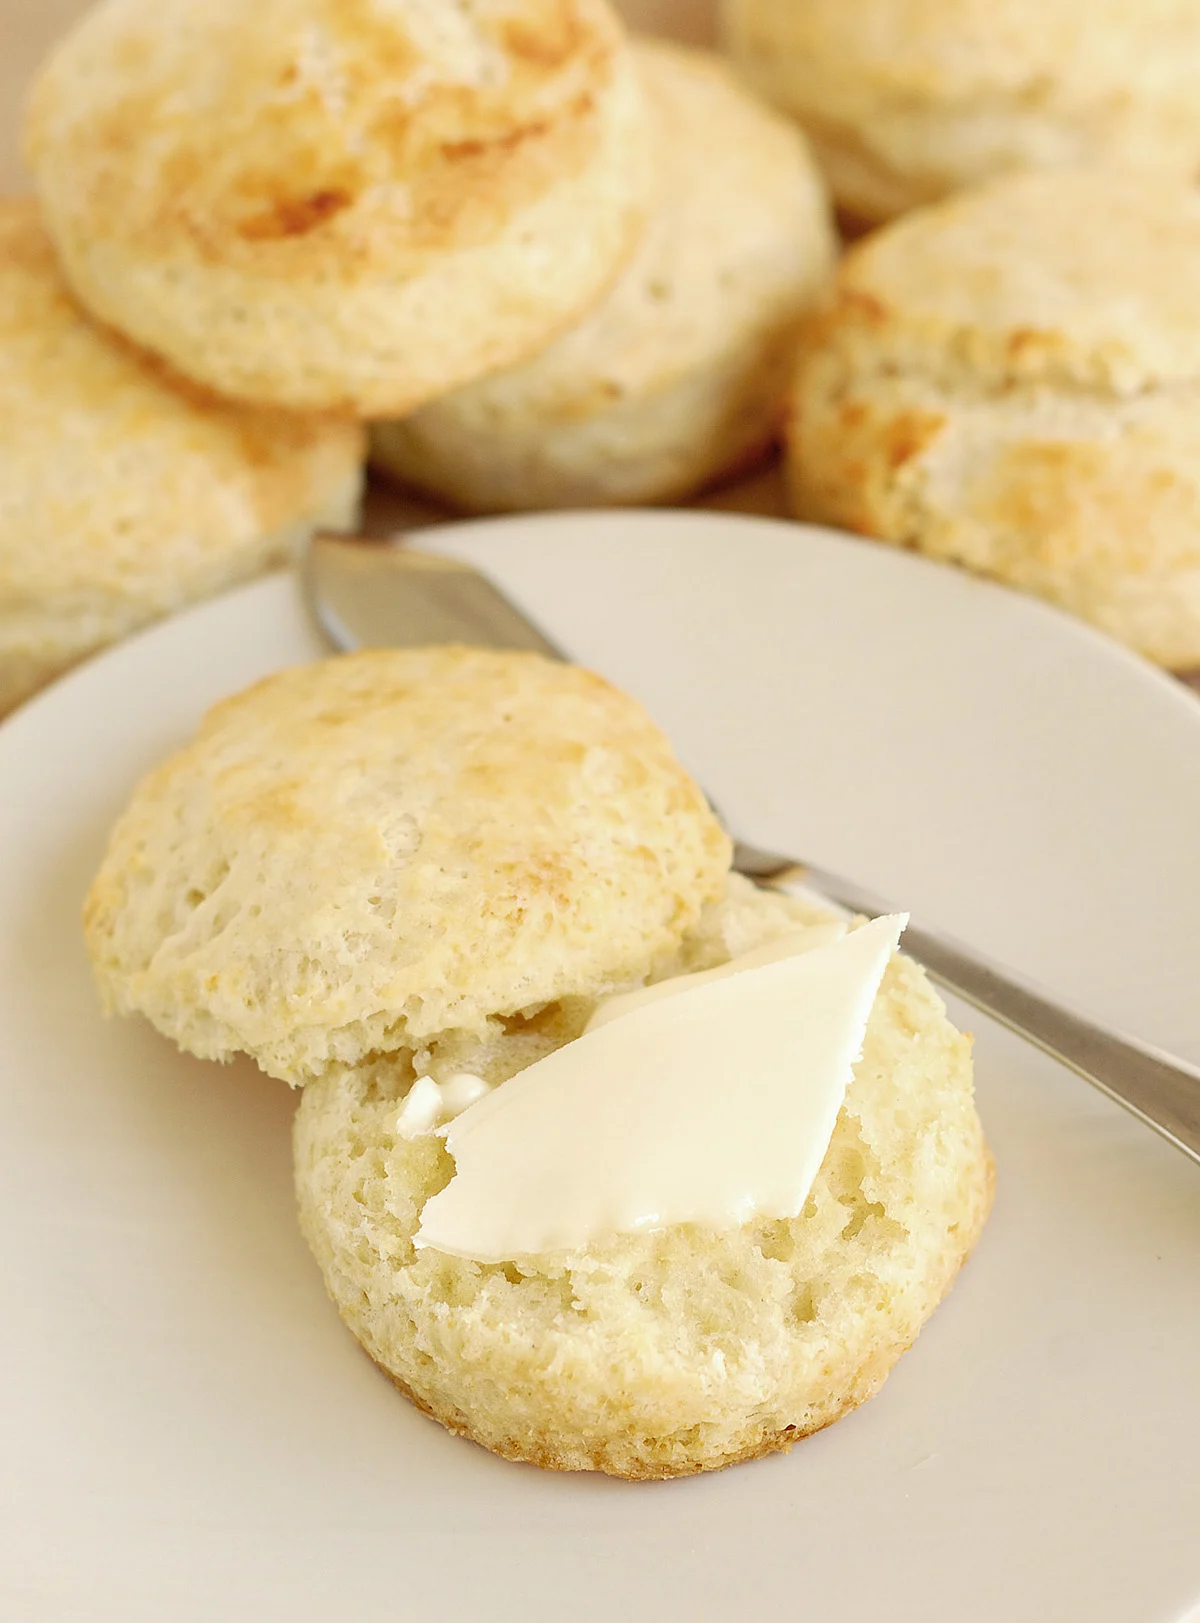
[583,921,847,1033]
[415,913,907,1262]
[395,1071,491,1138]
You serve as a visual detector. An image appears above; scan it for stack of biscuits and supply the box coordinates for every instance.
[5,0,1200,707]
[4,0,838,714]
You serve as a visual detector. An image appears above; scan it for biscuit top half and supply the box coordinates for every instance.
[816,170,1200,395]
[25,0,627,280]
[83,647,732,1086]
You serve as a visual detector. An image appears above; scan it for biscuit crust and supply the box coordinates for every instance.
[0,198,362,716]
[788,170,1200,668]
[83,647,731,1084]
[26,0,650,414]
[371,40,836,511]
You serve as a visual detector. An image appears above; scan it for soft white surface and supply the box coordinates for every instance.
[2,510,1199,1621]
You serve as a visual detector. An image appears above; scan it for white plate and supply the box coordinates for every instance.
[3,510,1199,1623]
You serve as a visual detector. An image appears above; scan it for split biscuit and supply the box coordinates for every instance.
[25,0,650,415]
[371,40,836,511]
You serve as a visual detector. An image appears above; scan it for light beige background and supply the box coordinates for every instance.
[1,0,89,191]
[0,0,712,193]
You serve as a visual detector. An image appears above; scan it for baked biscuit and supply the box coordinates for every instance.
[295,875,993,1479]
[25,0,649,416]
[83,647,731,1085]
[0,198,362,717]
[721,0,1200,224]
[371,40,836,511]
[787,169,1200,669]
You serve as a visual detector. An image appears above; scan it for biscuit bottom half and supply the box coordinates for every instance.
[294,878,993,1479]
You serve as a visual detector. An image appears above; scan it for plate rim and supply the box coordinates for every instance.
[6,507,1199,749]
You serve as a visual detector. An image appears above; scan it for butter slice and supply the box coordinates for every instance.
[396,1071,492,1138]
[583,920,847,1033]
[415,913,907,1262]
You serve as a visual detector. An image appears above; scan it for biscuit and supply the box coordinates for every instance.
[371,40,836,512]
[721,0,1200,224]
[83,647,731,1085]
[787,169,1200,669]
[0,198,362,718]
[294,875,993,1479]
[25,0,650,416]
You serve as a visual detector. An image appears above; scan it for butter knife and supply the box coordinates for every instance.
[304,532,1200,1167]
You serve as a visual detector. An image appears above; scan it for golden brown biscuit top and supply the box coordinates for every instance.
[823,169,1200,391]
[25,0,625,277]
[83,646,732,1084]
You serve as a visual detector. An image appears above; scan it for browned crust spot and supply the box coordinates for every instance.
[237,188,353,241]
[883,407,947,469]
